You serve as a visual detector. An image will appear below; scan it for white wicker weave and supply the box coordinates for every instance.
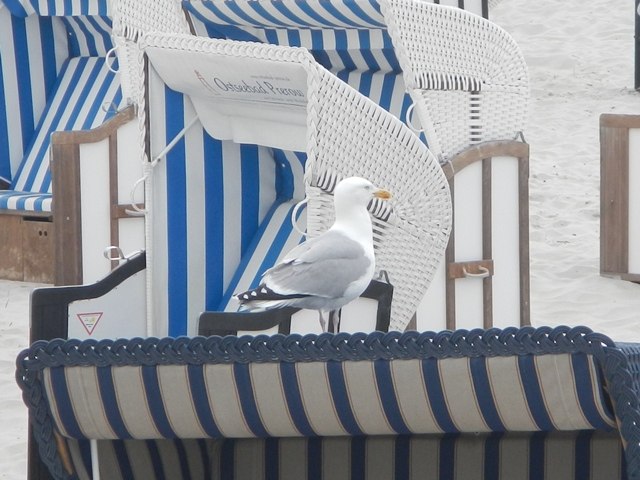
[380,0,529,161]
[111,0,190,103]
[139,33,452,331]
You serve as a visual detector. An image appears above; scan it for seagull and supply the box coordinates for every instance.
[236,176,392,332]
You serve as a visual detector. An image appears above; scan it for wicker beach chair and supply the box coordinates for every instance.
[378,0,531,330]
[380,0,529,161]
[0,4,125,283]
[129,32,452,335]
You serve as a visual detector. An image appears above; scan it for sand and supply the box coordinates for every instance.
[2,0,640,477]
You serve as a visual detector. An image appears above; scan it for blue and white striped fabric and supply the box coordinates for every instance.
[59,431,626,480]
[0,3,120,213]
[41,353,616,441]
[147,68,307,335]
[65,438,213,480]
[60,15,114,57]
[0,56,122,212]
[185,3,413,123]
[0,8,67,185]
[0,0,110,16]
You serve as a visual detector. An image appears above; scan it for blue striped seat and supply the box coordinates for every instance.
[56,432,626,480]
[15,327,640,479]
[0,5,121,213]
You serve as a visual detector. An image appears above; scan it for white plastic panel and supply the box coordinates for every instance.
[453,161,484,329]
[491,156,521,328]
[79,139,112,284]
[67,270,147,340]
[629,128,640,274]
[416,260,447,332]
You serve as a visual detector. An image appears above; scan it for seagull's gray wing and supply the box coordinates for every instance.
[263,230,372,299]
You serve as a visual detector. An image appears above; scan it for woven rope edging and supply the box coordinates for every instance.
[17,326,615,371]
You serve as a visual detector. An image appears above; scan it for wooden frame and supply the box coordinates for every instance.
[51,105,140,285]
[442,140,531,329]
[0,197,54,283]
[600,113,640,283]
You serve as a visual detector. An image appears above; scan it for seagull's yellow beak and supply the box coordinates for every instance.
[373,188,392,200]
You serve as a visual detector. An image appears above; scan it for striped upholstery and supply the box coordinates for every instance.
[186,2,412,123]
[0,56,122,212]
[147,65,308,335]
[0,8,67,185]
[2,0,110,16]
[0,3,121,213]
[42,354,615,440]
[58,432,626,480]
[18,327,639,480]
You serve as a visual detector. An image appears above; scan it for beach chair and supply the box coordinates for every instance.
[378,0,531,330]
[600,113,640,283]
[16,325,640,479]
[110,0,529,332]
[0,1,142,285]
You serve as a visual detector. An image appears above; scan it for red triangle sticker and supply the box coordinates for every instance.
[77,312,103,335]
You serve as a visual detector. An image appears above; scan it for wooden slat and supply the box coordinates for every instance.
[445,140,530,180]
[519,148,531,326]
[22,219,54,283]
[600,120,629,276]
[600,113,640,129]
[0,215,24,280]
[448,259,494,280]
[50,105,136,146]
[112,204,146,219]
[109,132,120,270]
[445,175,456,331]
[482,157,493,329]
[51,143,83,286]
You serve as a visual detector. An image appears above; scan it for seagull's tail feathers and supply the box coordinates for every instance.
[235,284,308,310]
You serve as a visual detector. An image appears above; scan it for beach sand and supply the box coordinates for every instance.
[2,0,640,477]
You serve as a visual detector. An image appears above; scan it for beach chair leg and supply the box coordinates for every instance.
[28,426,54,480]
[91,439,100,480]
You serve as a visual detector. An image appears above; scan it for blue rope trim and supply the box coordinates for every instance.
[16,326,615,372]
[600,344,640,480]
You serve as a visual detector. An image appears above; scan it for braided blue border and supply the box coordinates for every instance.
[17,325,640,480]
[16,325,615,371]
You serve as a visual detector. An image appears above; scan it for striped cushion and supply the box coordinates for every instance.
[0,190,51,212]
[0,10,67,184]
[11,56,122,195]
[42,353,615,440]
[59,432,626,480]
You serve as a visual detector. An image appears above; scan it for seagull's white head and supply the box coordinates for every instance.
[333,177,392,209]
[331,177,392,238]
